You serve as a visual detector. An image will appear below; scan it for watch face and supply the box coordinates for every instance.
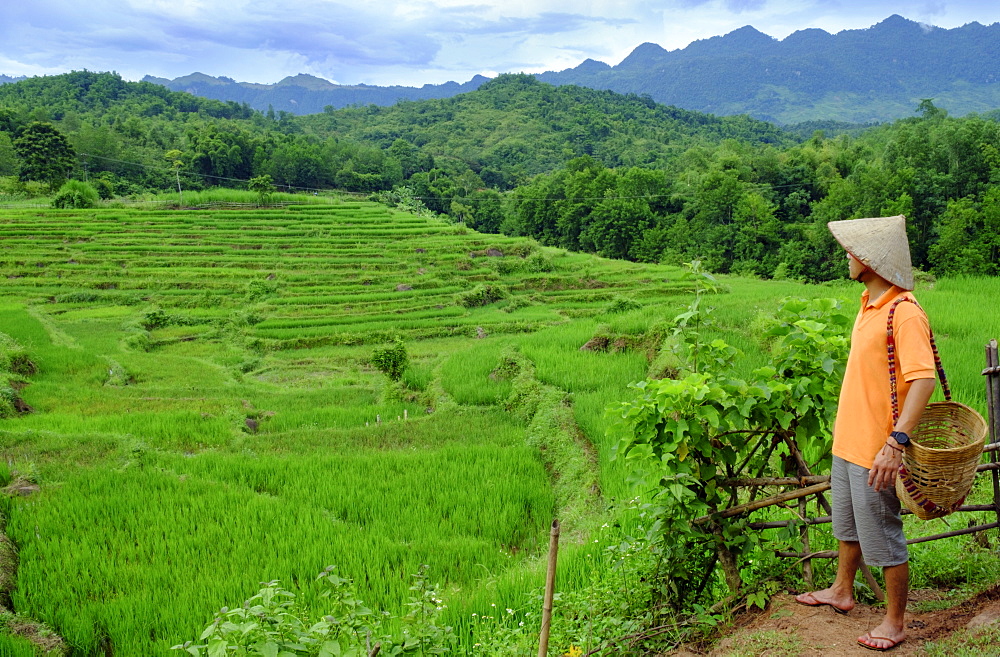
[892,431,910,445]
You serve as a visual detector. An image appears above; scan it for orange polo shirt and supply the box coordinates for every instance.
[832,286,936,469]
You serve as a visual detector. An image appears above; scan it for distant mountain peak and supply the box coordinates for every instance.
[577,58,612,72]
[274,74,338,90]
[867,13,937,34]
[147,71,489,115]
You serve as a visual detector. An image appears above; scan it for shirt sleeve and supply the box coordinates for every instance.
[894,303,936,382]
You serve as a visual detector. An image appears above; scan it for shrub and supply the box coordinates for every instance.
[503,296,532,313]
[371,337,409,381]
[489,258,523,275]
[248,174,276,205]
[246,280,277,301]
[141,307,171,330]
[524,251,553,273]
[605,296,642,314]
[52,180,100,209]
[457,284,508,308]
[92,177,115,200]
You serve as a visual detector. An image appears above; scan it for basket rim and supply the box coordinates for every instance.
[911,400,988,453]
[909,436,986,453]
[920,400,984,413]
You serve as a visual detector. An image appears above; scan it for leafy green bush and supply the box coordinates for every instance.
[604,296,642,314]
[92,177,115,200]
[371,337,409,381]
[488,258,522,275]
[524,251,553,273]
[611,285,851,616]
[51,179,100,209]
[457,284,508,308]
[246,279,278,301]
[173,566,456,656]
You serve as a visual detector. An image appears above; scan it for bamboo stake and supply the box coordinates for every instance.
[799,495,812,586]
[692,482,831,524]
[986,340,999,528]
[777,521,1000,558]
[751,504,999,529]
[722,475,830,487]
[538,519,560,657]
[905,521,1000,545]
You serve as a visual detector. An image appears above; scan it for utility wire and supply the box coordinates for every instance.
[77,152,815,203]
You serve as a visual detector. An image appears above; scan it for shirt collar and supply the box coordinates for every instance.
[861,285,907,309]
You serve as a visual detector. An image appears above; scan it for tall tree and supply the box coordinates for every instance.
[13,122,75,186]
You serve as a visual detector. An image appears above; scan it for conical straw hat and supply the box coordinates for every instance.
[827,215,914,290]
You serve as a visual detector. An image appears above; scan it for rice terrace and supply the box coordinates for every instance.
[1,197,999,656]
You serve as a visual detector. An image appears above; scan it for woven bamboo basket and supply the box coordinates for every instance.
[895,400,988,520]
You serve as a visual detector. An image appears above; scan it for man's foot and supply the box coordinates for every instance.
[858,631,905,651]
[794,589,854,614]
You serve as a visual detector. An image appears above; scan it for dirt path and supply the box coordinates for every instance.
[671,585,1000,656]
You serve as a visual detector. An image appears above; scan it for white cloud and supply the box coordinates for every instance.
[1,0,999,86]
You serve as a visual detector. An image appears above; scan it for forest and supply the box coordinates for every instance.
[1,70,999,279]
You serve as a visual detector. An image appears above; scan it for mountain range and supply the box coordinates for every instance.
[4,15,999,125]
[141,15,1000,124]
[537,14,1000,124]
[140,72,490,117]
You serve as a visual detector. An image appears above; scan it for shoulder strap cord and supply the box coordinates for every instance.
[887,296,950,425]
[886,297,962,516]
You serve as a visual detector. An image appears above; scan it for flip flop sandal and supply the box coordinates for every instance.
[858,632,905,651]
[794,592,850,615]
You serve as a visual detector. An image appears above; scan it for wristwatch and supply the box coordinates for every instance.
[889,430,911,446]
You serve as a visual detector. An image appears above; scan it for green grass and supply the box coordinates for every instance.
[923,623,1000,657]
[1,204,997,654]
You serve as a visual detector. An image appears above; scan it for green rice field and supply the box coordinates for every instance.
[0,200,997,654]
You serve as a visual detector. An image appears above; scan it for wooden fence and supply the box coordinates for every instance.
[703,339,1000,599]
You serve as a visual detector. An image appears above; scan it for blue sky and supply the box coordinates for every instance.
[2,0,999,86]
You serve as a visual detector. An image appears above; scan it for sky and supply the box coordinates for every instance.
[2,1,1000,88]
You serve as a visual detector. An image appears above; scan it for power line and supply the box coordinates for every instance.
[77,152,815,204]
[78,152,326,194]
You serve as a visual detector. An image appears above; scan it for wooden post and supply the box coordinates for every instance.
[538,520,560,657]
[799,495,812,586]
[986,340,999,527]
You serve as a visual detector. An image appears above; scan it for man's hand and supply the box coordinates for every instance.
[868,443,903,492]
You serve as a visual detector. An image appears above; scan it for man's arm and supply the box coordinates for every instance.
[868,377,936,492]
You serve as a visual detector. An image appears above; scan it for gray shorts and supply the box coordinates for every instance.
[831,456,908,567]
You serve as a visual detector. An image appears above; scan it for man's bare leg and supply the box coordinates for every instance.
[794,540,861,612]
[858,562,908,650]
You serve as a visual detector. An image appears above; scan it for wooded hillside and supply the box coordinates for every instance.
[2,71,999,279]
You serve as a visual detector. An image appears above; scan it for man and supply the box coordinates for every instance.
[795,215,936,652]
